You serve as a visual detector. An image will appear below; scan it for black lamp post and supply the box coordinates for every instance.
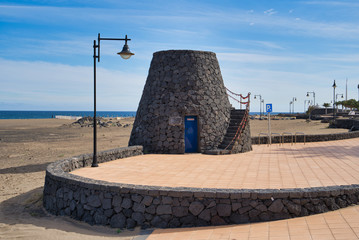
[357,84,359,101]
[332,80,337,121]
[92,33,134,167]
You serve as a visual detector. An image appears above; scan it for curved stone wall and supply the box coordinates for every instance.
[43,146,359,229]
[252,130,359,144]
[129,50,231,153]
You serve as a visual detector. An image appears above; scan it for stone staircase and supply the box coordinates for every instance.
[205,109,252,155]
[218,109,246,150]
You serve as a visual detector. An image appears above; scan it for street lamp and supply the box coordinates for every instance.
[332,80,336,121]
[292,97,297,114]
[357,84,359,101]
[306,91,315,106]
[336,93,344,112]
[254,94,262,118]
[261,99,265,115]
[92,33,134,167]
[336,93,344,102]
[289,101,293,114]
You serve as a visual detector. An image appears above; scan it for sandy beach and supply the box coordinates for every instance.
[0,118,349,239]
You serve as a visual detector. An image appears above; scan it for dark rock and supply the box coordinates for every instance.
[180,215,196,226]
[141,196,153,206]
[114,206,122,213]
[144,213,153,221]
[110,213,126,228]
[304,203,315,212]
[232,202,242,211]
[131,194,143,203]
[230,213,249,224]
[286,202,301,216]
[173,206,188,217]
[123,208,133,218]
[238,206,252,214]
[249,200,258,208]
[259,212,271,221]
[102,198,112,210]
[145,205,156,214]
[255,204,267,212]
[112,195,122,207]
[211,216,226,225]
[94,211,107,225]
[217,204,231,217]
[169,218,181,228]
[151,216,167,228]
[133,202,146,213]
[132,212,145,225]
[314,203,328,213]
[248,209,260,219]
[336,198,347,208]
[126,218,136,229]
[104,209,114,218]
[156,205,172,215]
[198,209,211,221]
[121,198,133,209]
[181,198,190,207]
[153,197,161,205]
[206,200,216,209]
[162,196,173,205]
[268,199,284,213]
[189,201,204,216]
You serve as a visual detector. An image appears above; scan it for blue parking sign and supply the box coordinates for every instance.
[266,104,272,113]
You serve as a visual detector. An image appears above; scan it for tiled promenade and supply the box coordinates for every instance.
[147,205,359,240]
[71,138,359,239]
[73,138,359,189]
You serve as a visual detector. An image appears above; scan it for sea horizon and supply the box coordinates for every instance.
[0,110,303,120]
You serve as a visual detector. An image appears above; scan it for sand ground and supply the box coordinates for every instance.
[0,118,349,239]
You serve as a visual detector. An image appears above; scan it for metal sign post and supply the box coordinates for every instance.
[266,104,272,145]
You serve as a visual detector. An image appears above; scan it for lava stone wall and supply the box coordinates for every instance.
[43,148,359,229]
[129,50,231,153]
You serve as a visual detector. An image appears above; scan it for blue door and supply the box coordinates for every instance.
[185,116,198,153]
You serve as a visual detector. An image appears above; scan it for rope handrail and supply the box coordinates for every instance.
[226,87,250,99]
[223,90,251,152]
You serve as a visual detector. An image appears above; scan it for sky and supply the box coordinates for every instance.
[1,0,359,112]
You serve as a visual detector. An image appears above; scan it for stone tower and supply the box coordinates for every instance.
[129,50,232,153]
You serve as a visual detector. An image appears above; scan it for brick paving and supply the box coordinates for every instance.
[147,205,359,240]
[72,138,359,189]
[71,138,359,239]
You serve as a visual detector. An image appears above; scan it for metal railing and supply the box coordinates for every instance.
[295,132,306,145]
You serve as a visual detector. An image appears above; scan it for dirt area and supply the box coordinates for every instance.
[0,118,349,239]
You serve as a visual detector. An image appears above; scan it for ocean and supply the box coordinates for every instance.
[0,111,286,119]
[0,111,136,119]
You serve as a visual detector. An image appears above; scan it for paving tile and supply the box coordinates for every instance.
[71,138,359,190]
[146,205,359,240]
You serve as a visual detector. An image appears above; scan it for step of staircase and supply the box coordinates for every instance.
[215,109,246,152]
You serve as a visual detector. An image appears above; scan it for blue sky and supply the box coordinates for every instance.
[1,0,359,112]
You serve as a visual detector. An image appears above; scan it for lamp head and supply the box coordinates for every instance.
[254,96,256,99]
[118,44,134,59]
[332,80,337,88]
[306,93,309,97]
[117,35,134,59]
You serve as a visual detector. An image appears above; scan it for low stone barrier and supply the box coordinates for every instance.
[252,131,359,145]
[43,145,359,229]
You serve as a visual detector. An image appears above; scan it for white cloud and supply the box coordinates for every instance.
[264,8,277,16]
[0,58,145,110]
